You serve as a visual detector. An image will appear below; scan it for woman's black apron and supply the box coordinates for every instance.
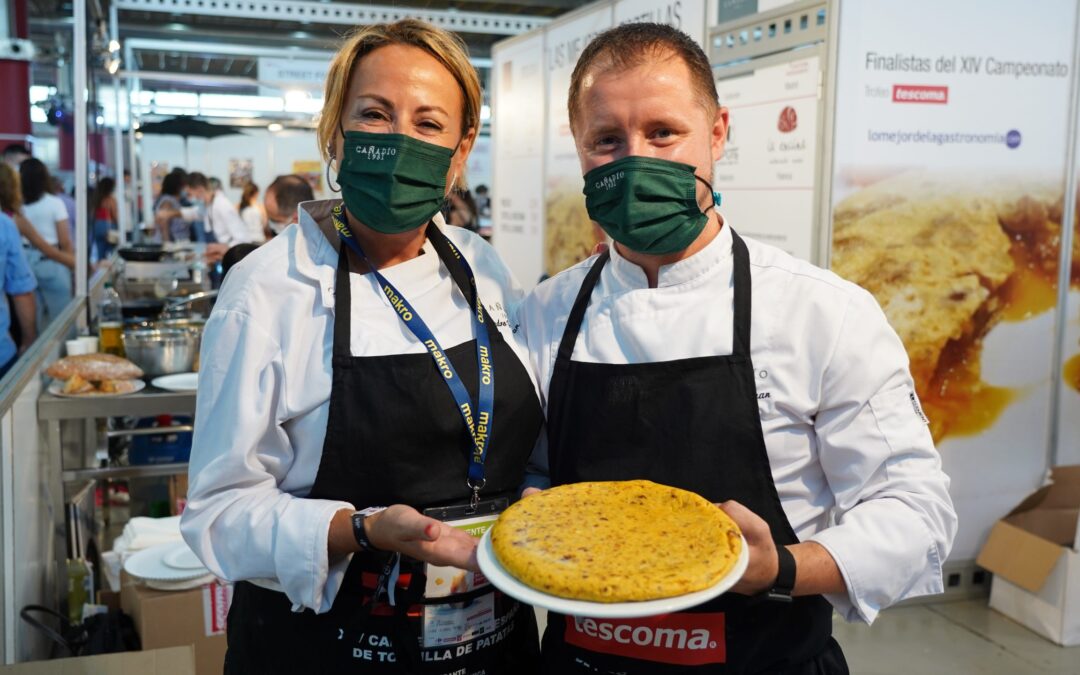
[225,228,544,674]
[542,230,848,674]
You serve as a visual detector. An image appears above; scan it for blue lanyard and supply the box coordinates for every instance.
[331,205,494,505]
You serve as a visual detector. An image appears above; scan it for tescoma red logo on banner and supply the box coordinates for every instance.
[564,613,726,665]
[892,84,949,103]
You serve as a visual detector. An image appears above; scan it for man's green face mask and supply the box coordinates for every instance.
[337,130,455,234]
[582,156,717,255]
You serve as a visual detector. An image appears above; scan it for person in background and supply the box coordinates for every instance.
[153,171,192,242]
[221,242,259,278]
[19,158,74,328]
[2,144,30,170]
[237,182,267,244]
[0,164,50,354]
[0,207,37,376]
[50,177,77,248]
[473,184,490,218]
[263,173,314,238]
[91,177,119,260]
[205,174,313,276]
[208,177,223,194]
[445,188,479,232]
[186,172,252,246]
[0,164,73,269]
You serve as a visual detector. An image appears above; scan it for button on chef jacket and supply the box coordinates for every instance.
[519,222,958,625]
[180,199,536,613]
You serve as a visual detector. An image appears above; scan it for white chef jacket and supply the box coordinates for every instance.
[206,190,253,245]
[180,200,535,613]
[519,222,957,625]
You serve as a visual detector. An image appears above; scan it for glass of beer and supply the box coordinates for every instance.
[99,322,125,357]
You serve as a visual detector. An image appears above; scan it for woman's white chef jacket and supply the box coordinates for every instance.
[519,222,958,625]
[179,200,534,613]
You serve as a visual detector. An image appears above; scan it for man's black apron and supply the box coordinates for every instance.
[225,229,544,674]
[542,230,848,674]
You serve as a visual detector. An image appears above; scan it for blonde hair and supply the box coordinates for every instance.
[317,19,481,167]
[0,163,22,213]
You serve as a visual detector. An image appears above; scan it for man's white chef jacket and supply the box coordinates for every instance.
[519,222,957,625]
[180,200,534,613]
[207,189,255,245]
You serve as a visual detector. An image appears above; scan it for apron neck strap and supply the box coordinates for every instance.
[425,226,500,337]
[333,247,353,357]
[555,250,610,363]
[730,229,751,358]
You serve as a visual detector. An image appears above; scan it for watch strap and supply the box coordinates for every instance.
[765,544,796,603]
[351,507,387,552]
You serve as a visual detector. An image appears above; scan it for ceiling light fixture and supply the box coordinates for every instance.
[267,123,284,132]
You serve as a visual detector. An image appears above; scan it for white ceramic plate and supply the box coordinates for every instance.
[151,372,199,392]
[163,544,205,571]
[124,541,210,582]
[47,379,146,398]
[477,529,749,619]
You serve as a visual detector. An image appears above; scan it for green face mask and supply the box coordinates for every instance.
[337,130,455,234]
[583,156,716,255]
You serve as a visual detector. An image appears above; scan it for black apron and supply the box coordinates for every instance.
[225,228,544,674]
[541,230,848,675]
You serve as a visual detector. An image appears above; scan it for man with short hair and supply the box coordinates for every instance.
[186,172,252,246]
[520,23,956,674]
[2,144,30,169]
[264,174,315,236]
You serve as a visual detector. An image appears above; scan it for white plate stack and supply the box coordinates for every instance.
[123,540,215,590]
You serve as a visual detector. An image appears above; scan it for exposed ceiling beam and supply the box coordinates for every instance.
[112,0,550,36]
[125,37,493,69]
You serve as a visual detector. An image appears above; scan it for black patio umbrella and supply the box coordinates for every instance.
[137,116,245,167]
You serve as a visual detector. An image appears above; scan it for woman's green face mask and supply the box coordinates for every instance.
[582,156,717,255]
[336,130,455,234]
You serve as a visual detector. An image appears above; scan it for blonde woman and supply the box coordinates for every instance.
[181,20,543,674]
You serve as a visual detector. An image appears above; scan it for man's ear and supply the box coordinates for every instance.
[711,106,730,163]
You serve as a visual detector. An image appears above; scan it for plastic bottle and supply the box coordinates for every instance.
[66,558,92,624]
[98,282,124,357]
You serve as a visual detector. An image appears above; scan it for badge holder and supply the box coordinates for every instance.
[419,497,508,649]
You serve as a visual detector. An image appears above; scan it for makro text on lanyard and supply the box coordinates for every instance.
[331,204,493,507]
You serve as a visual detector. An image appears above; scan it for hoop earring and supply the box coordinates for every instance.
[326,159,341,194]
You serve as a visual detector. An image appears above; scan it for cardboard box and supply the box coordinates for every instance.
[120,575,231,675]
[0,646,194,674]
[976,465,1080,646]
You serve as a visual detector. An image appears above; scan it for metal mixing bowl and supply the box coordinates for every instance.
[122,328,199,377]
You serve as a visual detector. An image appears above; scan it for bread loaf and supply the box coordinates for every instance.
[46,354,143,381]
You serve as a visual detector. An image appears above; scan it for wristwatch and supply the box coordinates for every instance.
[351,506,387,552]
[764,544,796,603]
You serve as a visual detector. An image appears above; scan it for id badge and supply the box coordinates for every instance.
[420,498,507,648]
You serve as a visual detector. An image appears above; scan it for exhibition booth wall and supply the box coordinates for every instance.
[491,0,1080,573]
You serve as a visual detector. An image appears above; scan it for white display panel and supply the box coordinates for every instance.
[714,54,819,261]
[614,0,707,47]
[830,0,1078,561]
[542,6,613,277]
[491,33,547,287]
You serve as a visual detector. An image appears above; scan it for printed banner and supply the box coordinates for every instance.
[543,6,612,277]
[292,160,323,195]
[830,0,1077,559]
[614,0,707,47]
[228,158,253,189]
[492,33,547,287]
[714,54,820,261]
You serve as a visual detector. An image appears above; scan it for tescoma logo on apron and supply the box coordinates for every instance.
[565,613,727,665]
